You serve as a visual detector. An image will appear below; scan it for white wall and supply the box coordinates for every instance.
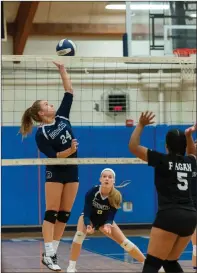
[2,36,196,126]
[2,35,166,56]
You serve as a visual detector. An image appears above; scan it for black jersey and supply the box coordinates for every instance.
[191,161,197,206]
[147,149,196,211]
[83,186,117,228]
[35,92,77,172]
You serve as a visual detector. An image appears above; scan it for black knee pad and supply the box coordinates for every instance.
[142,254,163,273]
[163,260,183,273]
[57,211,71,223]
[44,210,58,224]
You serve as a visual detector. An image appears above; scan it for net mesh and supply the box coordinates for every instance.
[1,55,196,166]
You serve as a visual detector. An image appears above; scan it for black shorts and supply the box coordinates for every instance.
[153,208,197,237]
[45,165,79,184]
[192,197,197,210]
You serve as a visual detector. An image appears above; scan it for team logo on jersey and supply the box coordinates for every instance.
[46,171,52,179]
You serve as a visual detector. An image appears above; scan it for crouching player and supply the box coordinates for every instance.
[66,168,145,272]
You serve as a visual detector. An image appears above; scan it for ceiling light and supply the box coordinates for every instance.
[105,3,170,11]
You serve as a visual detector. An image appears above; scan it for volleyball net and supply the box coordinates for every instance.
[2,54,196,166]
[1,54,196,226]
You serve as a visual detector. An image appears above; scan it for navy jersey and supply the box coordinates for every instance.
[83,186,117,228]
[147,149,196,211]
[35,92,77,171]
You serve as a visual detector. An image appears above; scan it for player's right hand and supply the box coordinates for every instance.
[71,139,78,153]
[86,225,94,234]
[185,124,197,135]
[139,111,155,127]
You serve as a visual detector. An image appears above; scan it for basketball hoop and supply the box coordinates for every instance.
[173,48,196,80]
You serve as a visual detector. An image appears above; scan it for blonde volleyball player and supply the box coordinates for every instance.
[66,168,145,273]
[20,62,79,271]
[129,112,197,273]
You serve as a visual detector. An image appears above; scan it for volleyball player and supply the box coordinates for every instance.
[128,111,197,273]
[188,138,197,270]
[20,62,79,271]
[66,168,145,273]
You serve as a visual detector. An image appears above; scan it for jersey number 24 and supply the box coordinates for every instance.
[177,172,188,191]
[60,130,72,144]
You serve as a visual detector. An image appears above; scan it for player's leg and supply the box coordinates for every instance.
[42,182,63,271]
[162,208,197,272]
[161,235,191,272]
[142,227,178,273]
[191,228,197,269]
[99,222,145,263]
[67,215,87,272]
[53,181,79,254]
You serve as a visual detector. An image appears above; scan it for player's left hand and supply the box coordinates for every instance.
[139,111,155,127]
[53,61,65,70]
[185,124,197,135]
[103,224,112,235]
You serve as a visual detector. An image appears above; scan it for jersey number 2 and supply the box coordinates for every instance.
[60,130,72,144]
[177,172,188,191]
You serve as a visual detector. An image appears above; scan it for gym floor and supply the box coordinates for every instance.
[2,229,193,272]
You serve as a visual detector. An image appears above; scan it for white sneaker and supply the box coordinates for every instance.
[42,253,61,271]
[159,266,165,272]
[67,265,77,272]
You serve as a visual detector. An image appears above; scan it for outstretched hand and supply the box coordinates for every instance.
[139,111,155,127]
[53,61,65,70]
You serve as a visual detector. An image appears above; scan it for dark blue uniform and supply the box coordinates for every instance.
[82,186,117,229]
[35,92,78,184]
[148,149,197,236]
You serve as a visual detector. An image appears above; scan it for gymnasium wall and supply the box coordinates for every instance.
[2,124,191,226]
[2,36,166,56]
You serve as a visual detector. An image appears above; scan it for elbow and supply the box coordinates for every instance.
[128,142,138,154]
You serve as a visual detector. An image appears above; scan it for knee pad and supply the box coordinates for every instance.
[57,211,71,223]
[44,210,58,224]
[144,254,163,272]
[73,231,86,244]
[163,260,183,273]
[120,239,134,252]
[193,245,197,256]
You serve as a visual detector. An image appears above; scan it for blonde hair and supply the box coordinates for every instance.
[20,100,42,137]
[108,187,122,209]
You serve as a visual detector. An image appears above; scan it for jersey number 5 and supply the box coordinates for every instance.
[60,130,72,144]
[177,172,188,191]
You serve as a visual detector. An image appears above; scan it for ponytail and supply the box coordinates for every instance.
[20,107,34,137]
[108,187,122,209]
[19,100,42,137]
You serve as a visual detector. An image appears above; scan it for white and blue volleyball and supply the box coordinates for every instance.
[56,39,76,56]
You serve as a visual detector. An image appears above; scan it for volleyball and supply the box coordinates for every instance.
[56,39,76,56]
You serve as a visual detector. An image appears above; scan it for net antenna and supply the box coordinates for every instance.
[173,48,197,80]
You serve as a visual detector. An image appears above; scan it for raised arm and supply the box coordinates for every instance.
[53,62,74,119]
[185,124,197,156]
[53,61,73,94]
[129,111,155,162]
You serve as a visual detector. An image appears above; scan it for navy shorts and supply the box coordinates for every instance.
[153,208,197,237]
[45,165,79,184]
